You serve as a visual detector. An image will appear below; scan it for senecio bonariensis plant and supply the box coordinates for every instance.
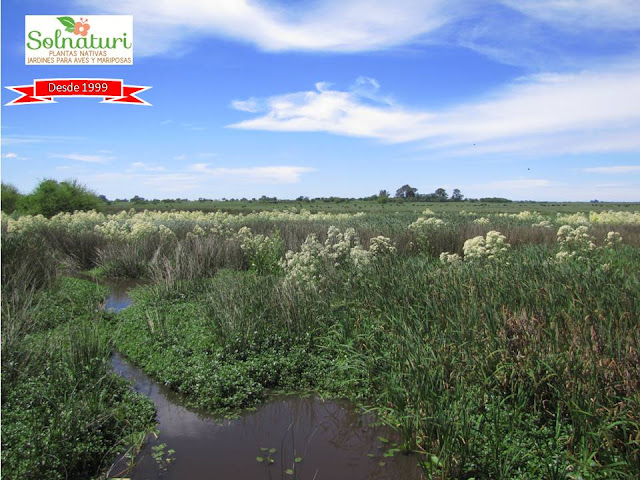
[463,230,511,261]
[280,226,395,288]
[555,225,622,262]
[440,230,511,264]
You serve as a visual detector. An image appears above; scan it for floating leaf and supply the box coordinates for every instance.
[366,453,375,458]
[285,469,294,475]
[57,16,75,29]
[294,457,302,463]
[268,458,275,464]
[256,456,264,463]
[260,448,269,452]
[377,436,389,443]
[378,461,386,467]
[268,448,276,454]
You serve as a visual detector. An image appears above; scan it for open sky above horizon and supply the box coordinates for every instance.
[2,0,640,201]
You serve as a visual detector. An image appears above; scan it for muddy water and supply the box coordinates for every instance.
[104,283,424,480]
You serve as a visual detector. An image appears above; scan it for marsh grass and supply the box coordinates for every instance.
[1,233,155,480]
[110,244,639,478]
[3,209,640,478]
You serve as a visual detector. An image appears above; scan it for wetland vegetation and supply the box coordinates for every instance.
[2,202,639,478]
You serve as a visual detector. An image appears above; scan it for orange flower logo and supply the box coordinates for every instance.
[74,18,90,36]
[57,16,90,36]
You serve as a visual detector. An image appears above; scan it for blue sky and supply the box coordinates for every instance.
[2,0,639,201]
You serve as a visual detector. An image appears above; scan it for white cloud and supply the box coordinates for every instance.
[231,98,260,113]
[189,163,315,183]
[500,0,640,31]
[3,152,18,158]
[83,164,315,198]
[2,135,84,145]
[229,63,640,156]
[583,165,640,174]
[74,0,639,65]
[51,153,114,163]
[75,0,455,55]
[129,162,166,172]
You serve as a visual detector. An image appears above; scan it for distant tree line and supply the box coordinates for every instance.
[1,179,513,217]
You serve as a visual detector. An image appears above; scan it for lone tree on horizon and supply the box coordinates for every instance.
[395,184,417,199]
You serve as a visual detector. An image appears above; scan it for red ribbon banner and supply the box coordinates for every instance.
[5,79,151,106]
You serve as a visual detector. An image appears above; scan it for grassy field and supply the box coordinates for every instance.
[103,199,640,215]
[2,205,639,479]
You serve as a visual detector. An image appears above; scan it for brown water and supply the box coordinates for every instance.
[104,282,424,480]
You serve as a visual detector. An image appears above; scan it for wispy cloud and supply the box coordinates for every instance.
[230,63,640,156]
[3,152,18,158]
[77,0,453,55]
[129,162,166,172]
[75,0,639,69]
[51,153,114,163]
[2,134,85,145]
[583,165,640,174]
[500,0,640,31]
[189,163,315,184]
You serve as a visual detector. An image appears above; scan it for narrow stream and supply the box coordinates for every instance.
[103,281,424,480]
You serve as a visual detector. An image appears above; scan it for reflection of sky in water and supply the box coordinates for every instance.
[106,286,423,480]
[103,280,139,312]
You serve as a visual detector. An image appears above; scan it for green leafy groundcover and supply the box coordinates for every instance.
[1,278,155,480]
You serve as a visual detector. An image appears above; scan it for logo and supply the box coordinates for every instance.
[5,79,151,106]
[25,15,133,65]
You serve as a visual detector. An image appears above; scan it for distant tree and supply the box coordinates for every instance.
[377,189,390,204]
[98,194,110,204]
[434,188,448,201]
[19,179,104,217]
[395,184,418,199]
[130,195,146,203]
[451,188,464,202]
[1,183,22,214]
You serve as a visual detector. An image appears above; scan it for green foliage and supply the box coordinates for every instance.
[1,276,155,480]
[18,178,104,217]
[1,182,22,214]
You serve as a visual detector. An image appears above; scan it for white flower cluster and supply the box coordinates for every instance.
[186,225,207,239]
[589,211,640,225]
[462,230,511,261]
[5,208,370,241]
[473,217,490,225]
[369,236,397,256]
[458,210,478,217]
[531,220,553,229]
[495,211,545,223]
[555,225,596,261]
[409,216,446,236]
[236,226,284,273]
[555,213,590,226]
[439,252,461,264]
[5,214,48,234]
[280,226,394,287]
[604,231,622,247]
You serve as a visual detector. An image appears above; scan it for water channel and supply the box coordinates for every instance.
[103,280,424,479]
